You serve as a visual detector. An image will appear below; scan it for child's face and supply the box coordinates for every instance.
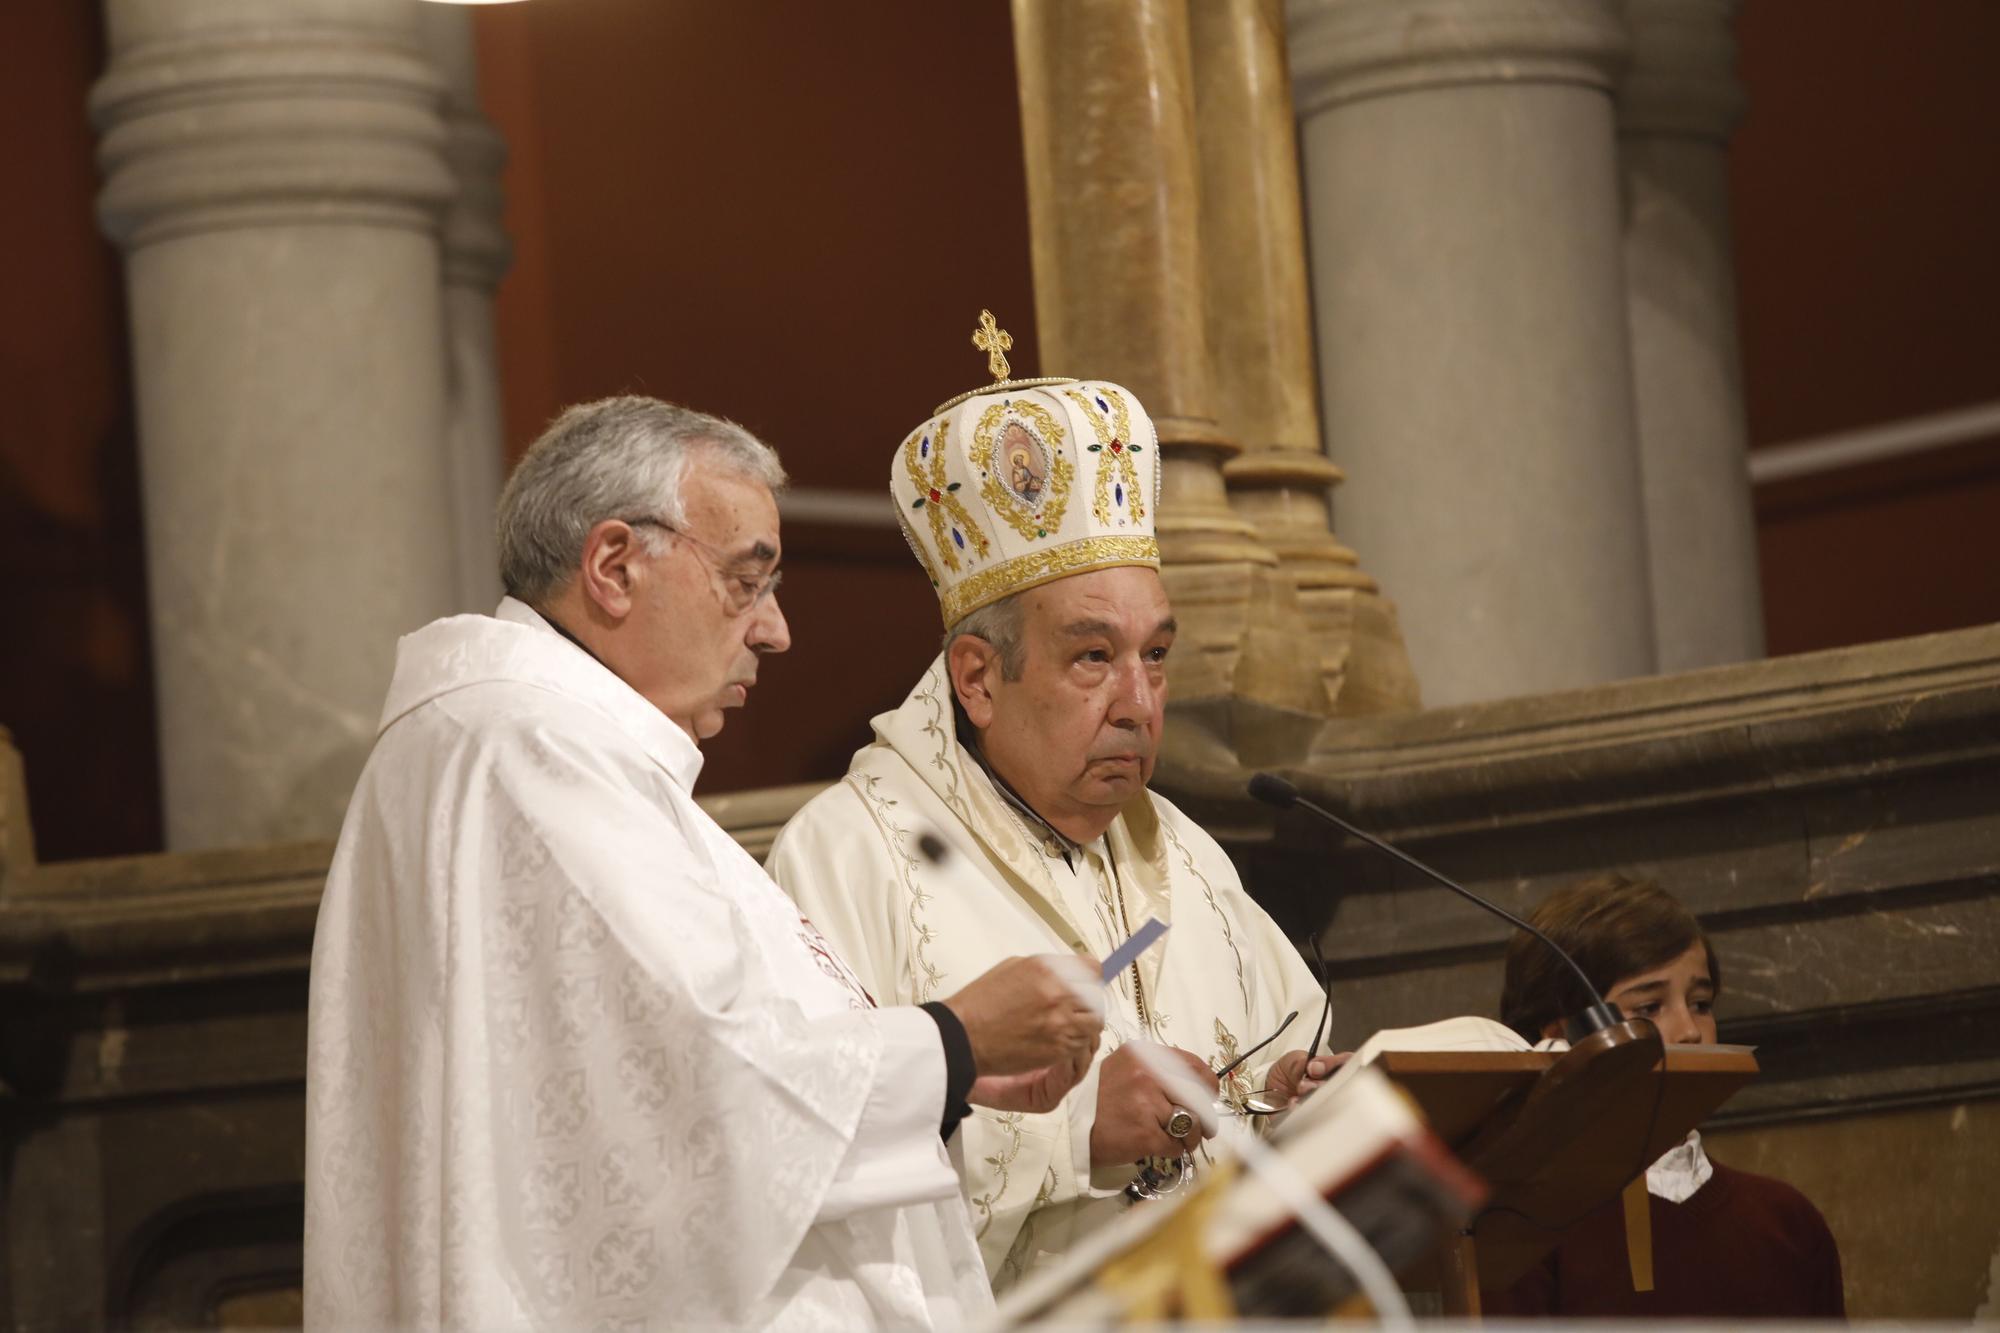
[1606,941,1718,1045]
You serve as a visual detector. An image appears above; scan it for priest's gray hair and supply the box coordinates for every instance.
[497,395,786,602]
[945,593,1027,681]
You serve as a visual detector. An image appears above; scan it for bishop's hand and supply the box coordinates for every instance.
[943,954,1103,1076]
[1089,1041,1219,1167]
[1263,1048,1353,1108]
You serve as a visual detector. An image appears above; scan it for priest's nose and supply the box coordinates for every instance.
[750,592,791,654]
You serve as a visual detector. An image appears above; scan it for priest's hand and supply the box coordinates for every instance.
[967,1044,1093,1115]
[1088,1042,1220,1167]
[944,954,1103,1076]
[1263,1048,1352,1108]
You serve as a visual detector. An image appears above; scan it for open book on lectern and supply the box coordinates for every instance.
[1321,1015,1755,1097]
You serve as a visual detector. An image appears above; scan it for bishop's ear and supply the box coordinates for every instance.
[946,633,1001,730]
[575,519,646,620]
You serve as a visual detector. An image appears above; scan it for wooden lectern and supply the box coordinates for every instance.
[1376,1020,1760,1318]
[986,1021,1754,1325]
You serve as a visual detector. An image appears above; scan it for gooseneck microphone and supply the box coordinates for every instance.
[1247,773,1622,1041]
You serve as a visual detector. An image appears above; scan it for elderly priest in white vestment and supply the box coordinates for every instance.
[768,317,1337,1289]
[304,396,1106,1330]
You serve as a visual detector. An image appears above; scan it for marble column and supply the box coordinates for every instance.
[1289,0,1658,706]
[1618,0,1764,672]
[418,5,512,611]
[1013,0,1320,716]
[93,0,460,849]
[1190,0,1421,716]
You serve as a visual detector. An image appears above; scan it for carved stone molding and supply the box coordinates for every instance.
[1287,0,1629,112]
[1190,624,2000,1125]
[92,23,454,250]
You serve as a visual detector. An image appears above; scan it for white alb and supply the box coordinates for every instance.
[304,599,992,1329]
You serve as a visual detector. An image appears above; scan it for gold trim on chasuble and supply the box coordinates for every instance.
[845,772,944,1002]
[971,1111,1027,1241]
[1064,386,1149,526]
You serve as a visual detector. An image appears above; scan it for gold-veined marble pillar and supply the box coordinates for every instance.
[1189,0,1420,716]
[1013,0,1320,721]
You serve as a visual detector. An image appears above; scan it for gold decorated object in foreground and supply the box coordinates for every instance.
[890,310,1163,626]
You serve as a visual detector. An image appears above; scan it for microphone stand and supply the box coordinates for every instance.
[1247,773,1622,1042]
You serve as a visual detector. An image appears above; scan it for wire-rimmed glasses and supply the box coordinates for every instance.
[1218,933,1338,1118]
[623,516,782,615]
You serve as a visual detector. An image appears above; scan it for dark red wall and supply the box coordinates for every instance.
[471,0,1039,796]
[0,0,159,861]
[4,2,1996,858]
[1733,0,2000,654]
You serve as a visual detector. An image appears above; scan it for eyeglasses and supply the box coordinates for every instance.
[1305,931,1335,1066]
[1213,935,1337,1119]
[624,517,782,616]
[1214,1009,1298,1118]
[1124,1007,1304,1203]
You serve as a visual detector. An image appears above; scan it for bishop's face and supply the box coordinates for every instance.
[975,566,1176,839]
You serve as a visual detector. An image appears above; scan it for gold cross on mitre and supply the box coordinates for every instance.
[972,309,1013,382]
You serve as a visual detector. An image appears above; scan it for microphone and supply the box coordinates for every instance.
[1246,773,1622,1042]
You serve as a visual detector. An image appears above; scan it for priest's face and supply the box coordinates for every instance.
[631,461,790,740]
[970,566,1176,841]
[1604,942,1718,1046]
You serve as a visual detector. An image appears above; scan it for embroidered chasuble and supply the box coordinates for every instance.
[769,656,1327,1288]
[305,600,993,1329]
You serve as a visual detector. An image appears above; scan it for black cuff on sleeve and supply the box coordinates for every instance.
[919,1001,978,1141]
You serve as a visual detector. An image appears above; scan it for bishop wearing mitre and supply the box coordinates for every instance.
[770,317,1333,1289]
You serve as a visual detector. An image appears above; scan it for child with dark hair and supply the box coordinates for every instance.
[1484,874,1846,1319]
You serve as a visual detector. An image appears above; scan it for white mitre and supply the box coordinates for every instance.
[891,310,1164,627]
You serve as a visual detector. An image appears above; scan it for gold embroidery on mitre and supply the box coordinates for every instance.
[903,419,990,574]
[972,399,1073,541]
[1065,386,1147,526]
[939,534,1159,627]
[896,512,942,589]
